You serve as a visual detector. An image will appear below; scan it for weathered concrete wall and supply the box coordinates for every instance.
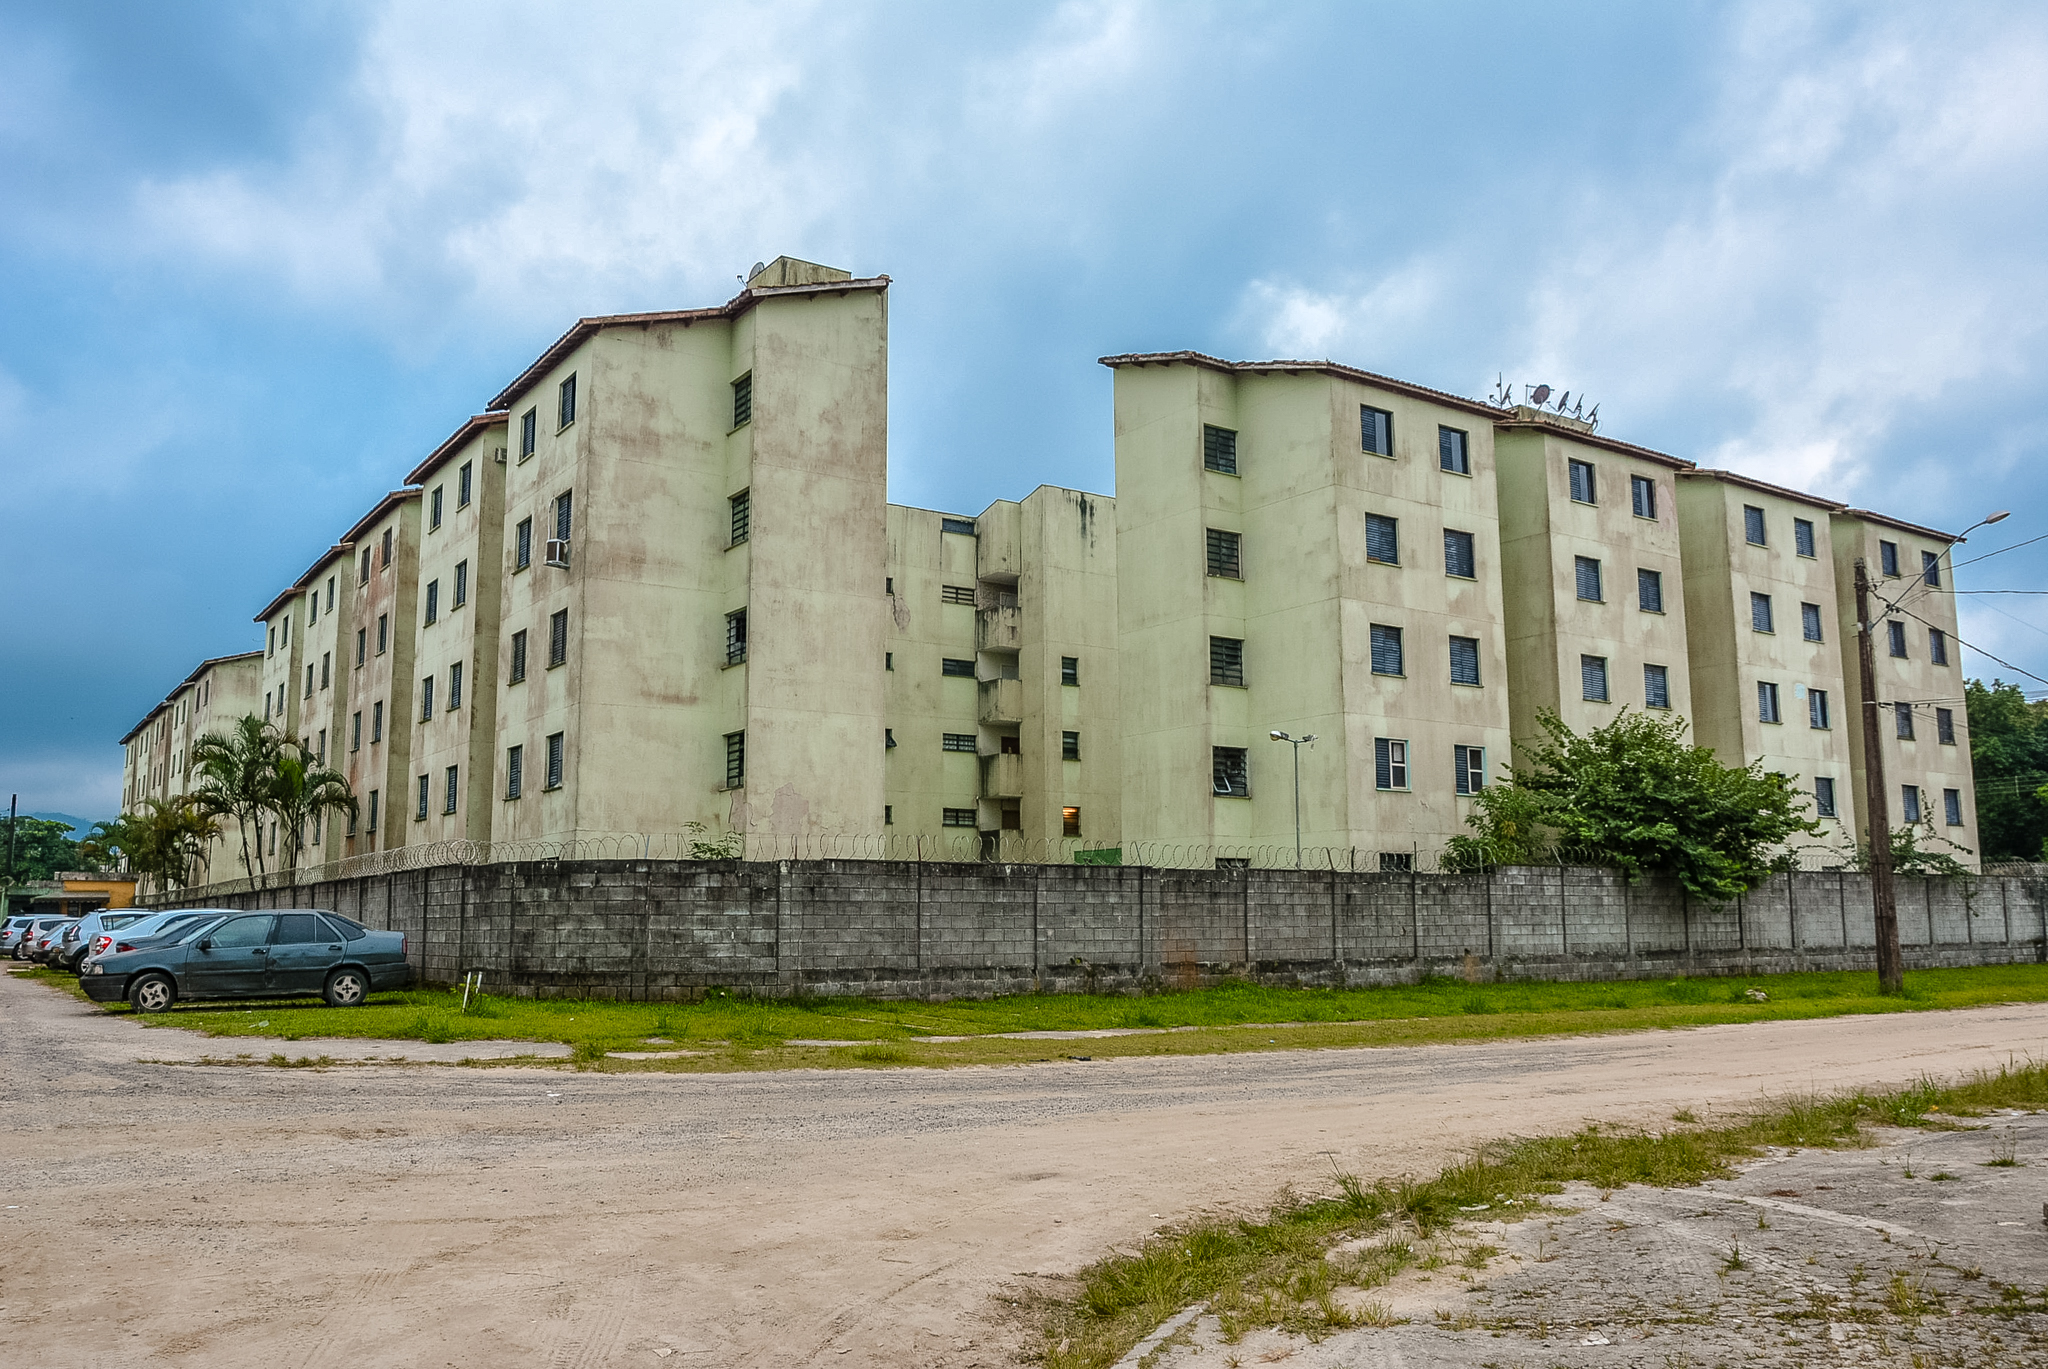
[147,862,2048,1001]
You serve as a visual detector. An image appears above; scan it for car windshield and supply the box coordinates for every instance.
[170,916,232,944]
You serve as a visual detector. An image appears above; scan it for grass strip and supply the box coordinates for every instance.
[1033,1059,2048,1369]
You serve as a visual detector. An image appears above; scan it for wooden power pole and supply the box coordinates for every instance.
[1854,559,1904,994]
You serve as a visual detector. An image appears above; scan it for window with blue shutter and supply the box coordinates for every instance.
[1944,788,1963,826]
[1631,474,1656,519]
[1937,707,1955,744]
[1879,540,1899,576]
[1365,514,1399,565]
[1637,568,1663,613]
[1643,664,1670,709]
[1815,777,1836,818]
[1887,621,1907,657]
[1895,702,1914,739]
[1574,556,1602,602]
[1369,624,1404,676]
[1921,550,1941,587]
[1794,518,1816,557]
[1453,744,1485,795]
[1374,737,1408,790]
[1809,689,1829,729]
[1929,628,1948,664]
[1901,785,1921,823]
[1801,602,1823,641]
[1438,426,1469,474]
[1360,405,1393,456]
[1580,655,1609,702]
[1751,592,1774,633]
[1448,635,1480,686]
[1758,681,1781,723]
[1568,459,1595,503]
[1743,505,1766,545]
[1443,529,1475,578]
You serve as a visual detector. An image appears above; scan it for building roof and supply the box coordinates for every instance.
[339,488,423,548]
[182,650,262,687]
[486,275,892,412]
[406,413,508,486]
[119,649,267,744]
[1678,467,1847,515]
[1840,506,1962,543]
[1098,350,1510,423]
[1492,414,1694,471]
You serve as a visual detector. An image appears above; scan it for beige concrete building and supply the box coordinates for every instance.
[1676,470,1860,852]
[1104,352,1513,867]
[1831,509,1980,863]
[293,542,358,864]
[337,490,423,854]
[1496,412,1696,748]
[117,650,262,880]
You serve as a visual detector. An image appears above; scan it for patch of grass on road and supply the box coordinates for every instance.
[1035,1060,2048,1369]
[22,961,2048,1071]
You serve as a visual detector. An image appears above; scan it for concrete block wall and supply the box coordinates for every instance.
[146,861,2048,1001]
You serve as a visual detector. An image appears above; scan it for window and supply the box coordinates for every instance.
[420,675,434,721]
[448,661,463,710]
[416,775,430,821]
[367,790,378,834]
[1895,702,1915,739]
[510,630,527,683]
[317,729,326,763]
[885,728,896,749]
[1758,681,1781,724]
[941,517,976,536]
[453,559,468,608]
[520,408,537,459]
[1901,784,1922,823]
[1815,776,1837,818]
[513,517,534,571]
[458,461,472,508]
[942,733,977,753]
[1210,636,1245,687]
[1631,474,1656,519]
[546,732,566,790]
[372,700,384,743]
[1061,656,1079,686]
[1203,424,1238,474]
[305,663,314,698]
[1929,628,1948,665]
[729,490,750,545]
[1743,505,1766,546]
[726,609,747,664]
[1921,550,1941,587]
[1581,655,1609,702]
[1206,527,1241,578]
[557,372,577,429]
[356,628,366,668]
[430,486,443,530]
[445,766,459,815]
[1644,663,1671,709]
[1793,518,1816,557]
[1574,556,1603,602]
[326,576,335,613]
[309,594,317,625]
[1809,688,1830,729]
[1568,459,1595,504]
[1944,788,1963,826]
[1937,707,1955,745]
[506,745,523,798]
[940,584,976,605]
[1062,731,1080,761]
[268,625,275,657]
[321,651,330,689]
[351,711,361,752]
[1213,746,1250,797]
[1365,514,1399,565]
[1438,426,1469,474]
[1887,621,1907,657]
[424,580,439,625]
[1880,540,1900,577]
[884,805,893,825]
[1801,602,1824,642]
[381,528,393,568]
[1448,635,1481,686]
[942,657,975,678]
[1638,568,1664,613]
[1061,806,1082,837]
[377,613,388,654]
[554,489,573,544]
[1370,623,1404,676]
[1360,405,1392,456]
[1374,737,1409,791]
[360,548,372,584]
[731,372,752,428]
[548,609,568,667]
[1453,744,1486,795]
[885,652,893,671]
[1443,528,1475,579]
[942,807,977,828]
[1379,853,1413,873]
[1751,592,1774,634]
[282,615,291,646]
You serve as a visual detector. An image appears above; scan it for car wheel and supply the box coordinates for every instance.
[323,968,370,1008]
[129,973,177,1014]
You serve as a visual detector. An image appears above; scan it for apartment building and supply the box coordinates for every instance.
[1676,470,1860,850]
[338,490,423,853]
[294,543,357,864]
[883,505,987,840]
[1105,352,1513,865]
[117,650,262,880]
[1831,510,1979,859]
[1496,412,1695,747]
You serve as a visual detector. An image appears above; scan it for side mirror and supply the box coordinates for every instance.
[196,939,213,951]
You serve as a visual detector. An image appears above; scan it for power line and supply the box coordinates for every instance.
[1888,600,2048,693]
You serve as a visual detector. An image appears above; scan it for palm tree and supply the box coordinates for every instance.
[190,715,288,879]
[269,744,358,875]
[79,799,219,889]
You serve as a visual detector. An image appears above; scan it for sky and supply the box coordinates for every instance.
[4,0,2048,823]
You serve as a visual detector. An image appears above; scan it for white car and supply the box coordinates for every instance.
[78,910,228,970]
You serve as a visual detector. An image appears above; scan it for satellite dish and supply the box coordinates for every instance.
[749,261,766,280]
[1529,384,1552,406]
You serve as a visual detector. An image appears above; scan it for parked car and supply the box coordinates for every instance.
[1,916,36,955]
[81,909,410,1012]
[27,918,77,964]
[54,911,150,973]
[80,910,221,966]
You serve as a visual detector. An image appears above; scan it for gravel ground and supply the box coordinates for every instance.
[5,966,2048,1368]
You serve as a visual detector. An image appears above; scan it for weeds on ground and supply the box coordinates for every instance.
[1037,1059,2048,1369]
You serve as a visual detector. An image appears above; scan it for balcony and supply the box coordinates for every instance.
[980,752,1024,799]
[977,602,1022,652]
[978,677,1022,725]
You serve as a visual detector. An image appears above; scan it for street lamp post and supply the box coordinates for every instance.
[1855,509,2007,996]
[1269,731,1316,869]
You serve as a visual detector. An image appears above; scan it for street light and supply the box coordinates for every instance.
[1854,508,2009,995]
[1269,731,1316,869]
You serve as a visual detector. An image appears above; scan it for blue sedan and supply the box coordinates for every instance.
[80,909,411,1012]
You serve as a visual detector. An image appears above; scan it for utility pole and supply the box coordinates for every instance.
[1854,560,1903,995]
[4,793,15,886]
[1269,731,1316,869]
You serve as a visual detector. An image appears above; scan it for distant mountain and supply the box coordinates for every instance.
[21,812,102,833]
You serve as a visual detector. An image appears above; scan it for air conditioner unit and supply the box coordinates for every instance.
[545,538,571,567]
[492,446,508,464]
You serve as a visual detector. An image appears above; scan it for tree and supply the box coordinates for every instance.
[2,817,81,883]
[1442,708,1824,901]
[190,715,289,878]
[80,800,220,889]
[268,744,357,875]
[1965,679,2048,862]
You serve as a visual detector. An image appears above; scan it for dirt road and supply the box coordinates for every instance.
[4,969,2045,1368]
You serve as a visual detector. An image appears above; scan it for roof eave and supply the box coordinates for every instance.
[406,413,508,486]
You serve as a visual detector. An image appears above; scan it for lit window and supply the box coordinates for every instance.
[1062,806,1081,837]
